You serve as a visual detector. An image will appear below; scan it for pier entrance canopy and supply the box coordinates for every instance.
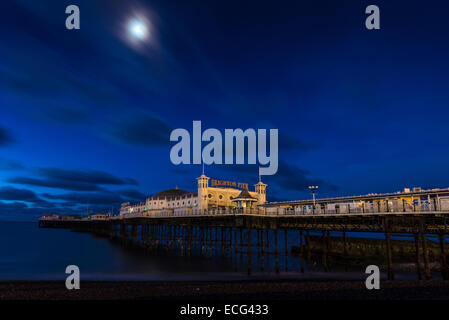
[232,189,258,208]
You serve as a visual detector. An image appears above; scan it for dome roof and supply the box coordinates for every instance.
[150,188,191,200]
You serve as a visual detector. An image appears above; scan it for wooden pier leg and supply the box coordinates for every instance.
[299,230,304,273]
[221,227,225,256]
[146,225,150,249]
[188,226,192,256]
[385,232,394,280]
[439,234,449,280]
[200,227,205,256]
[179,226,184,256]
[165,225,169,251]
[228,228,232,259]
[260,229,265,272]
[168,225,172,251]
[145,225,149,248]
[414,233,422,280]
[266,229,270,267]
[257,229,264,271]
[343,231,348,256]
[284,229,289,272]
[422,233,431,280]
[153,225,157,250]
[306,231,311,271]
[257,230,261,261]
[131,225,137,245]
[140,225,145,247]
[326,230,330,271]
[234,228,238,271]
[275,228,280,274]
[322,231,328,272]
[147,225,153,250]
[247,228,252,276]
[240,228,243,266]
[208,227,213,257]
[192,226,196,255]
[342,231,348,271]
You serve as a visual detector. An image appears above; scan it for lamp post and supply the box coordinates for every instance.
[308,186,319,213]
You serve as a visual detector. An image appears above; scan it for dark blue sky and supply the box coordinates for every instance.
[1,0,448,221]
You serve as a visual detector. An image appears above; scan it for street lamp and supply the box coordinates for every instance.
[308,185,319,212]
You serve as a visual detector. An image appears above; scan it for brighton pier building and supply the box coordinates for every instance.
[119,174,267,216]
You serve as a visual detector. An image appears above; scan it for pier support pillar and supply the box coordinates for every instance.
[385,232,394,280]
[422,233,432,280]
[299,230,304,273]
[234,228,238,271]
[247,228,252,276]
[260,229,264,272]
[284,229,289,272]
[439,234,448,280]
[414,233,423,280]
[306,231,311,271]
[275,228,280,274]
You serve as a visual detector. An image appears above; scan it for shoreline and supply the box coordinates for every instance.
[1,279,449,300]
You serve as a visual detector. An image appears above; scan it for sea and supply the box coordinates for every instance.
[0,221,438,281]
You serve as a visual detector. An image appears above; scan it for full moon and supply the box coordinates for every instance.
[128,19,148,40]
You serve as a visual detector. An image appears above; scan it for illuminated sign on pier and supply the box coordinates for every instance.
[210,179,248,190]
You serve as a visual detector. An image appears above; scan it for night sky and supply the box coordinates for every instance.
[1,0,448,221]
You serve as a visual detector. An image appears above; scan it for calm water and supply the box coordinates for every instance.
[0,221,430,280]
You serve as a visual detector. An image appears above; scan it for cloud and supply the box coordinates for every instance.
[39,105,90,124]
[268,160,338,193]
[212,160,338,198]
[0,185,55,208]
[0,158,24,170]
[41,191,123,206]
[0,201,78,221]
[278,134,317,152]
[0,126,15,146]
[7,177,101,191]
[37,167,138,185]
[9,167,138,191]
[0,201,28,210]
[0,186,40,202]
[104,114,172,146]
[118,189,147,201]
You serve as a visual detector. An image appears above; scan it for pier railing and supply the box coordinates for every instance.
[105,203,448,221]
[39,199,449,222]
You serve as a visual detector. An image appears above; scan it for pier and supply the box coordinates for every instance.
[39,205,449,281]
